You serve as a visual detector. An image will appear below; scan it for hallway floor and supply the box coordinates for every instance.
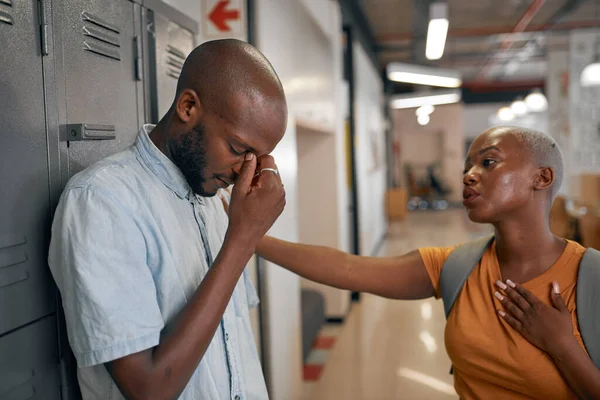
[304,210,491,400]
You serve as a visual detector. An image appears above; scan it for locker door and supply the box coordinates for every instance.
[0,0,57,335]
[0,317,61,400]
[57,0,142,177]
[147,9,194,123]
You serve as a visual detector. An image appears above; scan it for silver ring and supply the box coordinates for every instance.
[260,168,279,176]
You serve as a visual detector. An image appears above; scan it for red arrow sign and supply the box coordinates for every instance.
[209,0,240,32]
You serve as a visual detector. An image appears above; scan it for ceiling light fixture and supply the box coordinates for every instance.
[390,89,461,109]
[510,97,528,117]
[426,2,449,60]
[525,89,548,112]
[387,63,462,88]
[581,37,600,87]
[416,104,435,116]
[417,114,431,126]
[497,107,515,121]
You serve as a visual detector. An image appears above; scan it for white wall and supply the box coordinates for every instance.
[255,0,356,397]
[255,2,304,398]
[354,43,387,255]
[287,1,350,319]
[296,126,351,317]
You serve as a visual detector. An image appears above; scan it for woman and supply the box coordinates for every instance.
[253,126,600,399]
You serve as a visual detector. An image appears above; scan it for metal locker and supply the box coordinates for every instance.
[0,316,61,400]
[143,0,197,123]
[0,0,57,335]
[52,0,145,179]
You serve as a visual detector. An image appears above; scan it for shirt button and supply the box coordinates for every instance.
[225,333,229,341]
[234,396,240,400]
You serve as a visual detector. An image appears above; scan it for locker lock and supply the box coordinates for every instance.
[63,124,116,141]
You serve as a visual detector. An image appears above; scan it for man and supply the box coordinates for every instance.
[48,39,287,400]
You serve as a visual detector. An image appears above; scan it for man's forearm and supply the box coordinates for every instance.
[550,338,600,400]
[112,232,255,400]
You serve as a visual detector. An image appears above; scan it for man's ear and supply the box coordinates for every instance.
[534,166,554,192]
[174,89,203,123]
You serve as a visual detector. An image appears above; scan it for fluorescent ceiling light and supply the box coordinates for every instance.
[426,3,449,60]
[390,89,461,109]
[387,63,462,88]
[426,20,449,60]
[388,72,460,88]
[525,89,548,112]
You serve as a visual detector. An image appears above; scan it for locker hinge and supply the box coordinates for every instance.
[38,0,49,55]
[59,358,71,400]
[41,24,49,55]
[134,36,143,81]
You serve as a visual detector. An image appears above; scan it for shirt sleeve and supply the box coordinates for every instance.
[48,186,164,367]
[243,268,260,309]
[417,246,454,299]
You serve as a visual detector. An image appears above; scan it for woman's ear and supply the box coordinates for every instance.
[534,167,554,192]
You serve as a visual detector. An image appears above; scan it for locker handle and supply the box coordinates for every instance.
[134,36,143,81]
[62,124,116,141]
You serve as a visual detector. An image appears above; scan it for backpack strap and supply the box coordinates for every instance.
[440,234,495,318]
[577,247,600,369]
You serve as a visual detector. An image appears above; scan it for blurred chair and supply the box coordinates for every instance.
[405,164,433,198]
[301,289,326,362]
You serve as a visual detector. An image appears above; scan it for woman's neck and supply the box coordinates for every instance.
[493,208,566,282]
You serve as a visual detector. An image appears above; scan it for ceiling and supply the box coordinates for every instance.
[358,0,600,89]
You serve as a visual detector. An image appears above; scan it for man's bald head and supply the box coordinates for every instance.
[175,39,285,115]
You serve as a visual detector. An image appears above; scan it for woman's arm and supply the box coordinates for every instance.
[549,338,600,400]
[256,236,436,300]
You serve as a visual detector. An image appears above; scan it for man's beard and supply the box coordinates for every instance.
[168,123,212,196]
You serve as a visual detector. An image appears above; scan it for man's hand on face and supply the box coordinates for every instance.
[226,153,285,247]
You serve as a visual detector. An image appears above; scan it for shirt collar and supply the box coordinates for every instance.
[135,124,193,199]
